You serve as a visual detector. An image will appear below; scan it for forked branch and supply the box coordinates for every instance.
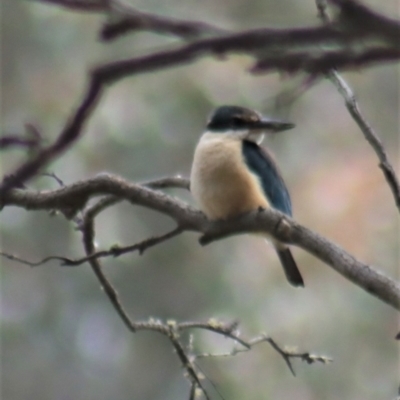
[2,173,400,311]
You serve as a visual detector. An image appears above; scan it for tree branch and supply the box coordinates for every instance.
[327,70,400,212]
[315,0,400,212]
[2,173,399,310]
[251,47,400,74]
[0,123,43,151]
[101,1,227,41]
[57,226,184,266]
[200,209,400,310]
[55,179,328,397]
[5,0,399,395]
[0,135,40,150]
[30,0,108,12]
[195,333,332,377]
[33,0,400,47]
[328,0,400,47]
[80,189,139,332]
[2,0,400,194]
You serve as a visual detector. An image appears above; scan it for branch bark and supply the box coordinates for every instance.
[2,173,399,310]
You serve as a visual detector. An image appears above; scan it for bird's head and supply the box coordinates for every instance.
[206,105,295,143]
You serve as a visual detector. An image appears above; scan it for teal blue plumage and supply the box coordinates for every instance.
[242,140,292,216]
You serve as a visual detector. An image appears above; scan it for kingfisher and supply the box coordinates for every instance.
[190,105,304,287]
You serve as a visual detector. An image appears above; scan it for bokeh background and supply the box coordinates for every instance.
[1,0,399,399]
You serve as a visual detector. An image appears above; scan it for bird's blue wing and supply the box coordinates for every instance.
[242,140,292,216]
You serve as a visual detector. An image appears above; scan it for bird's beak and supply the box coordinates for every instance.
[246,118,295,143]
[254,117,295,132]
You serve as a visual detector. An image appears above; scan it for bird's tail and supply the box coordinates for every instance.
[276,248,304,287]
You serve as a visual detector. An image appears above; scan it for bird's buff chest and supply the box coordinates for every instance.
[190,134,269,220]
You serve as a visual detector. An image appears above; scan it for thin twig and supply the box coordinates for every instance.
[316,0,331,24]
[316,0,400,212]
[267,74,321,113]
[102,0,226,41]
[41,172,66,187]
[0,136,39,150]
[188,383,198,400]
[178,320,249,349]
[0,252,69,267]
[80,201,138,332]
[265,337,331,376]
[167,326,211,400]
[327,70,400,212]
[1,123,43,151]
[195,333,332,377]
[64,226,183,266]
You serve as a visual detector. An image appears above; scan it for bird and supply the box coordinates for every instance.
[190,105,304,287]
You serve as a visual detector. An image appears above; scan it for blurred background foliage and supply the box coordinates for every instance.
[1,0,399,399]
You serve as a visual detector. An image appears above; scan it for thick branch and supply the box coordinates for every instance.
[2,173,399,310]
[252,47,400,74]
[34,0,400,47]
[200,210,400,310]
[328,0,400,47]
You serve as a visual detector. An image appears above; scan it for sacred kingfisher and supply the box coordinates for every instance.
[190,105,304,287]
